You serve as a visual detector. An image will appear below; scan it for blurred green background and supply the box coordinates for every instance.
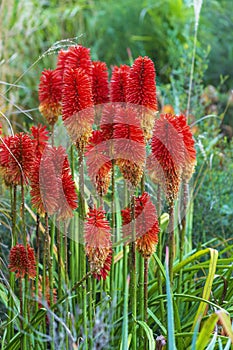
[0,0,232,245]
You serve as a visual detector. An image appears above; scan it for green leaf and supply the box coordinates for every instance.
[165,249,177,350]
[148,308,167,335]
[137,321,155,350]
[195,313,219,350]
[192,248,218,330]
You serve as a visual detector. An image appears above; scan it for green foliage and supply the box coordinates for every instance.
[193,136,233,245]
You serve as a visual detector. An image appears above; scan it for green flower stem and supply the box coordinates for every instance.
[180,182,188,263]
[168,203,175,286]
[144,258,149,323]
[78,151,88,349]
[49,217,55,350]
[178,182,189,297]
[110,160,116,345]
[130,196,137,350]
[156,185,165,323]
[21,176,28,349]
[8,185,17,343]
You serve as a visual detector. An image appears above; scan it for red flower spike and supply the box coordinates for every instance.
[57,153,78,220]
[110,65,130,103]
[92,251,112,281]
[0,133,34,185]
[151,114,185,203]
[85,130,112,196]
[126,56,157,140]
[84,206,112,280]
[9,243,36,279]
[39,69,62,125]
[63,45,92,78]
[121,192,159,257]
[62,67,94,152]
[30,145,77,218]
[176,114,196,181]
[30,124,49,158]
[127,56,157,111]
[113,106,146,187]
[56,49,70,79]
[100,103,118,141]
[92,61,109,105]
[146,154,164,185]
[30,147,59,215]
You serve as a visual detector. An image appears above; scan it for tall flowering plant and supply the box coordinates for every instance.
[1,43,197,350]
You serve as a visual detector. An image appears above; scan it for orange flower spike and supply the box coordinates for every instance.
[176,114,196,181]
[84,206,112,280]
[62,67,94,152]
[92,61,109,105]
[57,152,78,220]
[30,124,49,158]
[63,45,93,77]
[9,243,37,279]
[126,56,157,140]
[151,114,185,203]
[121,192,159,257]
[30,147,59,215]
[114,106,146,187]
[110,64,130,103]
[0,133,34,185]
[85,130,112,196]
[38,69,62,125]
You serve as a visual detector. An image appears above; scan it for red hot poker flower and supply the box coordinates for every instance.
[56,49,70,79]
[126,56,157,140]
[0,133,34,185]
[55,148,78,220]
[30,124,49,158]
[110,65,130,103]
[62,67,94,152]
[85,130,112,196]
[92,61,109,105]
[9,243,36,279]
[30,147,59,215]
[38,69,62,125]
[121,192,159,257]
[151,114,185,204]
[114,106,146,187]
[176,114,196,181]
[84,206,112,280]
[62,45,92,78]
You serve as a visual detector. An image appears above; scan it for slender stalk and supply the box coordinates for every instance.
[130,196,137,349]
[21,176,28,349]
[168,203,175,286]
[144,258,149,323]
[110,159,116,345]
[42,213,49,349]
[57,222,62,301]
[19,277,24,350]
[186,0,202,121]
[180,182,188,262]
[8,185,17,343]
[35,213,40,311]
[178,182,189,297]
[156,185,165,323]
[49,217,55,350]
[78,151,88,349]
[138,177,145,327]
